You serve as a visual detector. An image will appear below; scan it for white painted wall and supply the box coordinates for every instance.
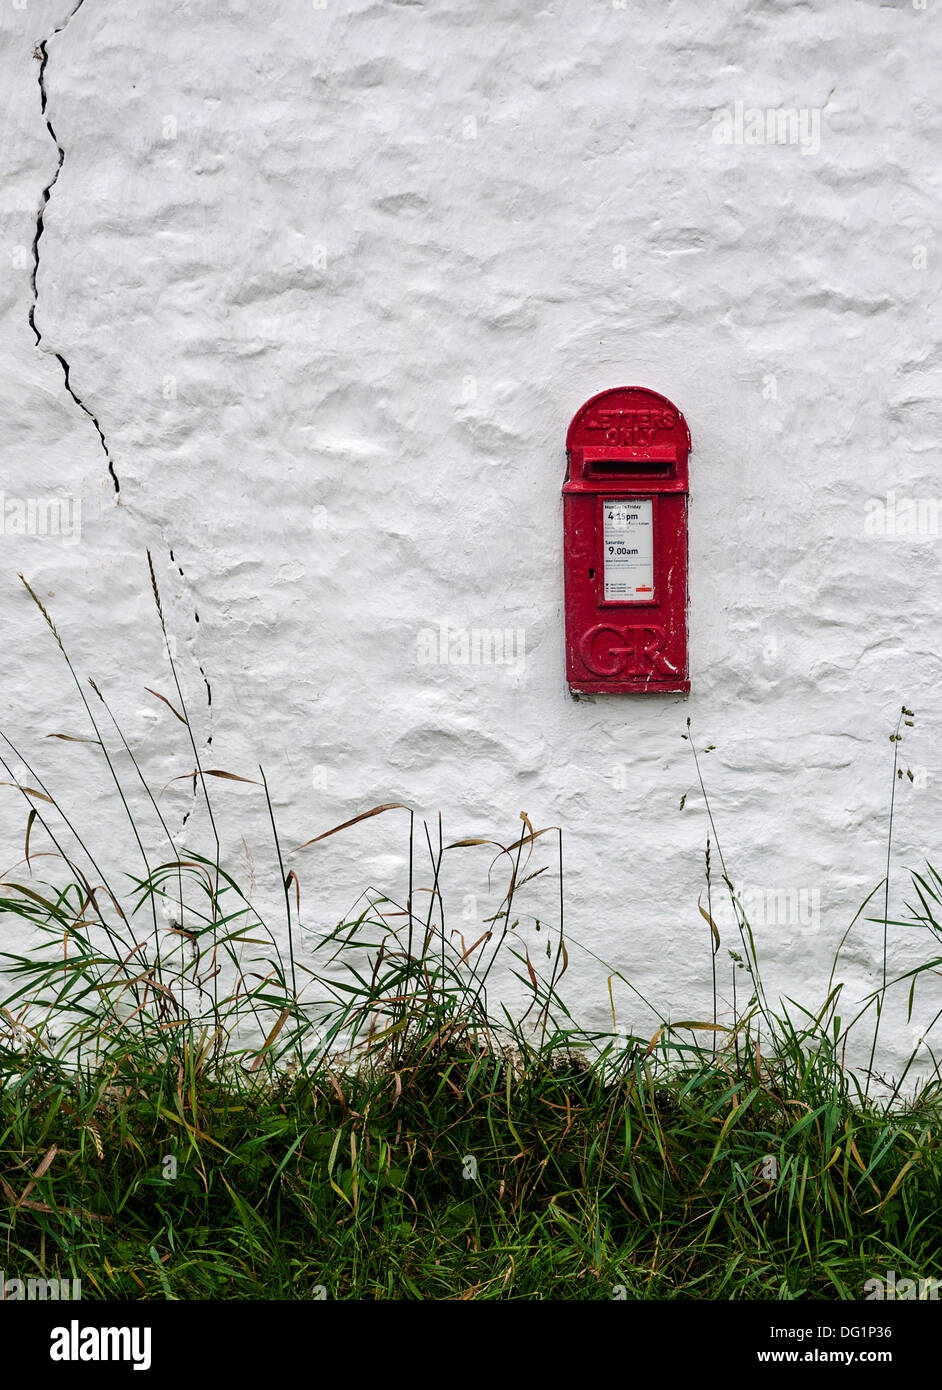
[2,0,941,1077]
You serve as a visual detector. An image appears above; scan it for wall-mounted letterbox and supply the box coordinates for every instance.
[563,386,690,694]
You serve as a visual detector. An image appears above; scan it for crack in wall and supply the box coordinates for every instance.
[27,4,214,841]
[169,547,214,724]
[169,546,214,837]
[30,0,120,496]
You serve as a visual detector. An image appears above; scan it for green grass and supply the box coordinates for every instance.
[1,562,941,1300]
[2,1021,941,1299]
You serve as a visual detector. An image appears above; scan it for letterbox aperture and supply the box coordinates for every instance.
[563,386,690,694]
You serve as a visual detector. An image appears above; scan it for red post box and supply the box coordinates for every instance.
[563,386,690,694]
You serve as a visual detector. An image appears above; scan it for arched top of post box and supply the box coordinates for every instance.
[565,386,690,490]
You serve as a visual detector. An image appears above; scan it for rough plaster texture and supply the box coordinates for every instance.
[1,0,941,1075]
